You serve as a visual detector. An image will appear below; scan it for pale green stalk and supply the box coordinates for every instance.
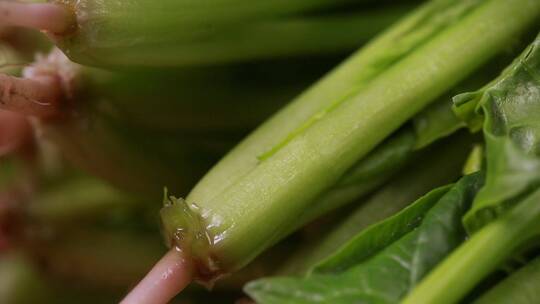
[50,0,360,67]
[402,187,540,304]
[162,0,540,282]
[91,7,408,66]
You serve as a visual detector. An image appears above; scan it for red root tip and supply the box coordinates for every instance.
[0,1,74,34]
[121,249,194,304]
[0,73,62,118]
[0,109,32,156]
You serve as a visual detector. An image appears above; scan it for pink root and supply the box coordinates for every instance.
[121,249,194,304]
[0,1,74,34]
[0,73,62,117]
[0,110,32,156]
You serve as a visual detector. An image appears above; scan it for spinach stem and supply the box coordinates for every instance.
[182,0,540,276]
[402,187,540,304]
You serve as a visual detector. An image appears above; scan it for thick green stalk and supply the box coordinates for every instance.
[291,129,416,229]
[402,187,540,304]
[77,8,407,67]
[47,0,368,67]
[162,0,540,282]
[186,0,519,209]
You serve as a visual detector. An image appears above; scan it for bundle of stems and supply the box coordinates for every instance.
[0,0,409,68]
[1,0,540,304]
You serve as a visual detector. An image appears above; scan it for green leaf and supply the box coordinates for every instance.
[458,33,540,232]
[285,133,473,275]
[311,186,448,275]
[245,174,483,304]
[306,132,473,273]
[474,257,540,304]
[402,32,540,304]
[402,185,540,304]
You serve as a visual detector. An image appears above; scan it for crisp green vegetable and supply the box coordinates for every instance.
[4,1,540,303]
[456,33,540,232]
[245,174,482,304]
[402,185,540,304]
[402,31,540,304]
[42,0,405,68]
[161,0,540,282]
[296,65,499,228]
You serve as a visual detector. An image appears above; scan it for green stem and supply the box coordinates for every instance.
[292,129,416,228]
[51,0,361,67]
[402,187,540,304]
[187,0,481,221]
[105,7,409,66]
[164,0,540,281]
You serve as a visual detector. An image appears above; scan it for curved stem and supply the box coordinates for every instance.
[0,110,32,156]
[0,1,74,34]
[121,249,193,304]
[0,73,61,117]
[402,187,540,304]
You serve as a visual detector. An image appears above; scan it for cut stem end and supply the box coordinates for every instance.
[0,2,74,34]
[121,249,194,304]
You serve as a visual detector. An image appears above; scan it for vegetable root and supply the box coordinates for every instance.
[0,1,74,34]
[121,249,193,304]
[0,73,61,117]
